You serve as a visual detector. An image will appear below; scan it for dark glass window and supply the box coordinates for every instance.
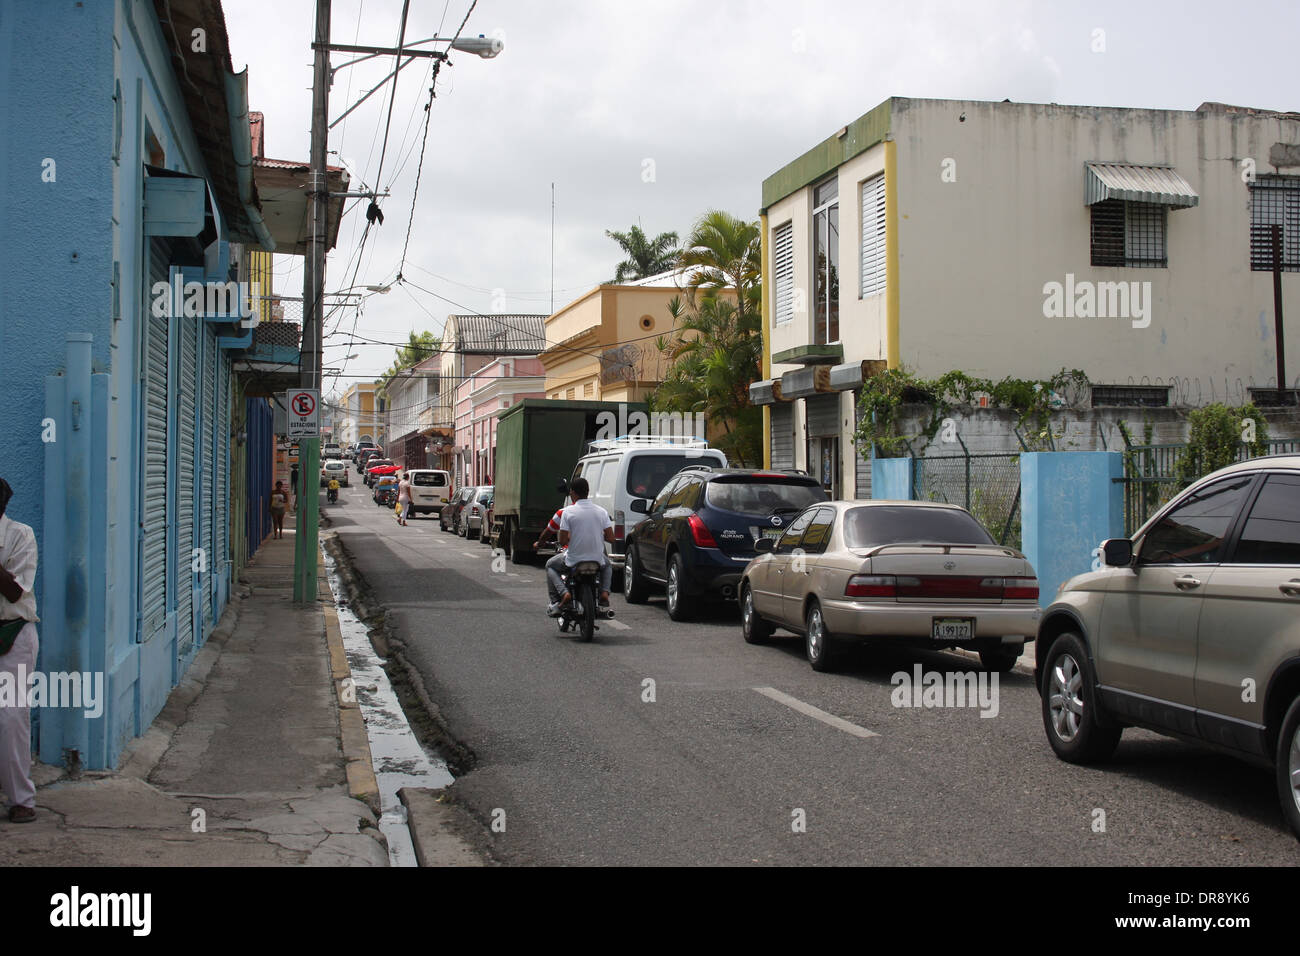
[650,477,682,514]
[705,479,826,515]
[777,508,816,554]
[412,472,447,486]
[843,506,994,550]
[1232,474,1300,564]
[1090,199,1166,268]
[1139,476,1254,564]
[813,177,840,344]
[627,455,690,499]
[800,507,836,554]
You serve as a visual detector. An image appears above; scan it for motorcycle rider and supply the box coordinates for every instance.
[327,476,340,503]
[536,490,577,617]
[550,476,614,617]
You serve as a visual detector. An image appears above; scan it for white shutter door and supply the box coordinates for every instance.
[177,312,197,657]
[860,174,887,298]
[201,328,216,628]
[773,221,794,324]
[140,240,171,642]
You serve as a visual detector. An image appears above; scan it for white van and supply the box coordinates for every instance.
[568,436,727,571]
[405,469,453,517]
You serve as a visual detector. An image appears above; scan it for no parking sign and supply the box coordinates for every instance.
[287,389,319,439]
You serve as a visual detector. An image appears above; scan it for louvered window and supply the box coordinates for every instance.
[860,173,886,297]
[1091,199,1166,267]
[773,221,794,325]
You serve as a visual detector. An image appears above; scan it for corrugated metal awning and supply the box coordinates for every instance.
[1085,163,1199,208]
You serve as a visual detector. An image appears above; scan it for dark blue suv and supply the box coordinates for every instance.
[622,467,828,620]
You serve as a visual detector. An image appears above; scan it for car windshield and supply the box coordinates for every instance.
[411,473,446,486]
[478,488,493,503]
[705,479,826,515]
[843,505,995,549]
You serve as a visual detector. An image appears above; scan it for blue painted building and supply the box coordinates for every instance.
[0,0,284,768]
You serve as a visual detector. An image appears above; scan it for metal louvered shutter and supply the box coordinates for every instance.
[216,351,229,590]
[177,311,198,658]
[853,387,872,499]
[773,221,794,325]
[769,403,794,470]
[140,240,171,642]
[861,173,886,298]
[201,327,216,628]
[806,393,840,437]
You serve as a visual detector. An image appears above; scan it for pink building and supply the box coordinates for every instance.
[455,355,546,485]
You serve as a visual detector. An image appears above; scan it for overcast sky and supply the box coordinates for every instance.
[221,0,1299,388]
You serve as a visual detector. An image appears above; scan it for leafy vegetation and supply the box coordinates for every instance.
[605,225,680,283]
[1174,402,1270,486]
[377,330,441,392]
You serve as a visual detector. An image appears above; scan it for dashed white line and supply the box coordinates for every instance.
[752,686,879,739]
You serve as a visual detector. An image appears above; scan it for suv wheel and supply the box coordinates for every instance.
[1275,696,1300,841]
[1041,632,1121,763]
[665,553,694,621]
[623,545,649,604]
[741,585,772,645]
[805,600,838,672]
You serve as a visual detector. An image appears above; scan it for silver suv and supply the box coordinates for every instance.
[1037,455,1300,839]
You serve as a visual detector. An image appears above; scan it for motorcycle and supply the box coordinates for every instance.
[327,486,339,504]
[555,560,613,642]
[375,484,398,508]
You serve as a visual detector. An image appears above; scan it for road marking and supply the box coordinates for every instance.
[752,687,879,739]
[460,551,477,559]
[604,618,629,630]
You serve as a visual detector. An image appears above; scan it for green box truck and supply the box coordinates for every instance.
[489,399,646,563]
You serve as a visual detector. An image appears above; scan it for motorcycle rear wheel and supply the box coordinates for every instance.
[578,578,596,643]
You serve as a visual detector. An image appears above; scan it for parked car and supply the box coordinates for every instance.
[459,486,493,539]
[739,500,1040,673]
[623,468,826,620]
[373,474,399,507]
[570,436,728,577]
[363,459,397,486]
[323,442,343,460]
[320,459,349,487]
[441,486,478,532]
[355,444,381,470]
[480,497,496,546]
[405,469,452,517]
[1036,456,1300,839]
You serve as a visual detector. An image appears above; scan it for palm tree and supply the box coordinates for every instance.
[379,330,440,391]
[652,210,764,465]
[606,224,680,283]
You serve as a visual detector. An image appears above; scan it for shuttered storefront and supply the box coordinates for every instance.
[177,309,198,659]
[853,387,872,499]
[140,240,172,642]
[805,394,840,437]
[216,350,230,600]
[200,328,216,629]
[769,403,794,470]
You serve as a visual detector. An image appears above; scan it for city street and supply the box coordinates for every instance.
[326,483,1299,865]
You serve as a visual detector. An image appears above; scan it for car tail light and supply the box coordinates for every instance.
[613,509,626,541]
[1003,577,1039,600]
[688,514,718,548]
[845,575,897,598]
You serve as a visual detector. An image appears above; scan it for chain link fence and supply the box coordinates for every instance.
[910,452,1022,549]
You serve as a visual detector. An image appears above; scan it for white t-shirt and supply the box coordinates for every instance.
[559,499,612,567]
[0,514,39,623]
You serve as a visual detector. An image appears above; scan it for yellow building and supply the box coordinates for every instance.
[541,271,717,403]
[339,382,385,447]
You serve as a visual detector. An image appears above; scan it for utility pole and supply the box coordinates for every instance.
[294,0,331,603]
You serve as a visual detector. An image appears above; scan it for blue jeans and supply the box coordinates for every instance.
[546,553,611,604]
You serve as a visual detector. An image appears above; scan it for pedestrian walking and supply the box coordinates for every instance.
[269,481,289,539]
[0,478,38,823]
[289,463,299,511]
[397,472,413,526]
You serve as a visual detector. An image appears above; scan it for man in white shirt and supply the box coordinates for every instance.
[553,476,614,613]
[0,479,38,822]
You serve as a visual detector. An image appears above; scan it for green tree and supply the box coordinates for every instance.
[1174,402,1269,486]
[652,210,763,466]
[379,330,440,391]
[606,224,680,283]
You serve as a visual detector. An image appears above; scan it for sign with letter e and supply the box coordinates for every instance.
[287,389,319,439]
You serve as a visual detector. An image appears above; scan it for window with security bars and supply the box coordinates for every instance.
[773,221,794,325]
[1249,175,1300,272]
[860,173,886,297]
[1090,199,1167,267]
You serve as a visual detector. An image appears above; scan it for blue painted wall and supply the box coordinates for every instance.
[1020,452,1125,608]
[870,458,916,500]
[1,0,238,768]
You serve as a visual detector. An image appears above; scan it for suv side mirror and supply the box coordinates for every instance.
[754,537,775,554]
[556,477,569,494]
[1101,538,1133,567]
[630,498,649,514]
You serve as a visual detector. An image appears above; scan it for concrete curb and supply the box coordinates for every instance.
[320,558,382,817]
[398,787,486,867]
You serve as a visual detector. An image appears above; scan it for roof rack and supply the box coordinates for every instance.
[586,435,710,451]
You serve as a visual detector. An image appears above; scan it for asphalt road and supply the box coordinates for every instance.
[324,481,1299,865]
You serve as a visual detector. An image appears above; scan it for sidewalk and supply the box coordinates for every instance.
[0,530,387,866]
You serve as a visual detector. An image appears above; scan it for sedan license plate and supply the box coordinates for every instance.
[932,617,974,640]
[761,528,783,541]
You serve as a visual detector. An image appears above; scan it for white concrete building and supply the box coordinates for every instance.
[751,96,1300,498]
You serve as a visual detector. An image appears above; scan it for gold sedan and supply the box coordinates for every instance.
[740,500,1041,672]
